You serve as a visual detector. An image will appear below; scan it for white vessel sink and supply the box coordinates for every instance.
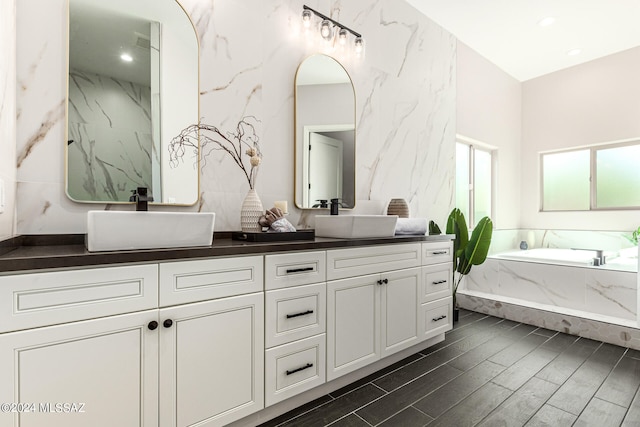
[86,211,215,252]
[315,215,398,239]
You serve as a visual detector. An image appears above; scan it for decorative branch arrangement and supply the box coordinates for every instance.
[168,116,262,189]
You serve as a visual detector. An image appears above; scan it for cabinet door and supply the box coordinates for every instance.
[380,267,421,357]
[0,310,158,427]
[326,274,380,381]
[159,293,264,427]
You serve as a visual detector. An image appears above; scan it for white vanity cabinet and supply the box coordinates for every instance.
[158,256,264,427]
[326,244,423,380]
[421,241,454,340]
[264,251,327,406]
[0,265,160,427]
[0,257,265,427]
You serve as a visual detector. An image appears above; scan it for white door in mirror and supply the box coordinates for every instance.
[86,211,215,252]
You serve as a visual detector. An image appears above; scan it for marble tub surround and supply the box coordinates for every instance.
[13,0,456,235]
[465,258,637,321]
[457,293,640,350]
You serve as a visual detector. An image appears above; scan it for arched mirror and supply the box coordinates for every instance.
[66,0,199,205]
[294,55,356,209]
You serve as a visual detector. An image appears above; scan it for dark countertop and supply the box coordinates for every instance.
[0,233,454,274]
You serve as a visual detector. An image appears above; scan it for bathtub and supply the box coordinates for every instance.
[460,247,638,326]
[494,248,609,267]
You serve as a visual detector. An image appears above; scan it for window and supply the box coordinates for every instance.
[541,140,640,211]
[456,138,494,227]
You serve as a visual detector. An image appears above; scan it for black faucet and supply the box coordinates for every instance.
[129,187,154,211]
[313,199,329,208]
[330,198,343,215]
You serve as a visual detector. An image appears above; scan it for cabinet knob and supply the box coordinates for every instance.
[163,319,174,328]
[382,278,389,284]
[148,321,158,330]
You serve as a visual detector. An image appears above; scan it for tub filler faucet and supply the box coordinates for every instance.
[572,248,605,266]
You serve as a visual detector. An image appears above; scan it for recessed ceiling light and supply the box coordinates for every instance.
[537,17,555,27]
[120,53,133,62]
[567,48,582,56]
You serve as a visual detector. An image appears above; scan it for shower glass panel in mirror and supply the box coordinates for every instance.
[295,54,355,209]
[66,0,199,205]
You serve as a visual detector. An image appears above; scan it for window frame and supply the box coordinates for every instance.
[456,135,496,227]
[539,138,640,212]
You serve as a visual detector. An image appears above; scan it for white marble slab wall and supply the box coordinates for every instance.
[15,0,455,234]
[0,0,17,239]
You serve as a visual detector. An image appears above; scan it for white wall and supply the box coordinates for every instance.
[0,0,17,240]
[456,41,522,229]
[521,46,640,231]
[14,0,456,234]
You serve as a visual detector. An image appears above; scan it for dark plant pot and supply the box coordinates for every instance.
[453,308,459,323]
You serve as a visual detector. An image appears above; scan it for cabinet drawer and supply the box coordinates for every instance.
[265,283,326,348]
[327,243,421,281]
[422,241,453,265]
[159,256,263,306]
[421,264,453,303]
[265,334,326,407]
[420,297,453,340]
[265,251,326,290]
[0,264,158,333]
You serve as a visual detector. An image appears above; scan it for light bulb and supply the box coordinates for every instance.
[354,37,363,54]
[338,28,348,45]
[120,53,133,62]
[302,10,312,28]
[320,20,332,40]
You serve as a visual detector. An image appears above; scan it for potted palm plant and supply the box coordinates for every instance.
[446,208,493,321]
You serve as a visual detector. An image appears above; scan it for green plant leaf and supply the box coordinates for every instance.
[428,220,442,235]
[459,216,493,275]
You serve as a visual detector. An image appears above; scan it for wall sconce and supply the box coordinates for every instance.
[302,5,365,56]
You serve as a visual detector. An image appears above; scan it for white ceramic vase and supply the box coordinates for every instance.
[241,189,263,232]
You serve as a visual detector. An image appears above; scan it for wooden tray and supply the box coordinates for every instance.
[231,230,315,242]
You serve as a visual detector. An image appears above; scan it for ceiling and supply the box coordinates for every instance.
[405,0,640,81]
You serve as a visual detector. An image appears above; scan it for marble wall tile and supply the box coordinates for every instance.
[0,0,17,239]
[14,0,456,234]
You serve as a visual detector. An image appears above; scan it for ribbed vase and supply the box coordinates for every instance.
[241,189,264,232]
[387,198,410,218]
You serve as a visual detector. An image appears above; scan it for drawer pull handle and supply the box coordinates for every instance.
[432,315,447,322]
[286,363,314,376]
[286,267,315,274]
[432,280,447,285]
[432,251,448,255]
[286,310,314,319]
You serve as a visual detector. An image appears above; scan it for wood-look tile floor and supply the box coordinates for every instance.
[258,309,640,427]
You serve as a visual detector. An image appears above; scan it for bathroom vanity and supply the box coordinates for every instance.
[0,234,452,427]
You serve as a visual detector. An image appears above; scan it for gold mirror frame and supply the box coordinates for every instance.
[65,0,200,206]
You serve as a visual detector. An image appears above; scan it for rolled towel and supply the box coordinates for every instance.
[395,218,427,235]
